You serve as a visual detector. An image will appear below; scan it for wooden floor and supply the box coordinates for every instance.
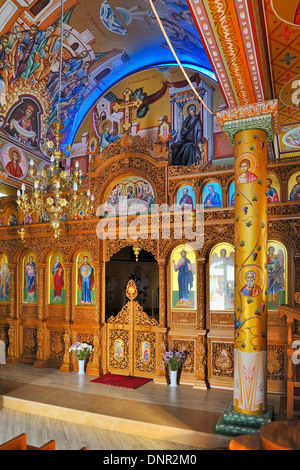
[0,363,282,451]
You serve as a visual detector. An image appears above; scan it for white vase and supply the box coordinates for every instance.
[78,359,85,374]
[170,370,177,386]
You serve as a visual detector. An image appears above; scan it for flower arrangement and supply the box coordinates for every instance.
[163,350,186,371]
[69,342,93,360]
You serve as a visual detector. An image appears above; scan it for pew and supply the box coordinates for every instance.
[0,433,87,450]
[277,292,300,420]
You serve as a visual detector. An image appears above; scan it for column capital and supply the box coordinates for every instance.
[216,99,281,144]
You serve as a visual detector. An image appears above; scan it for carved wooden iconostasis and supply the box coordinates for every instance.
[0,0,300,393]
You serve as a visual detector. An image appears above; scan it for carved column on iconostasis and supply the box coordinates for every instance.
[90,260,103,376]
[60,262,73,372]
[8,263,17,319]
[196,257,206,329]
[7,319,19,363]
[64,262,73,323]
[217,100,280,416]
[6,262,19,362]
[154,259,168,383]
[158,259,167,328]
[34,263,47,368]
[194,257,208,389]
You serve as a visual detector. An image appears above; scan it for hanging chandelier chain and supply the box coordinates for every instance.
[16,0,95,239]
[57,0,64,124]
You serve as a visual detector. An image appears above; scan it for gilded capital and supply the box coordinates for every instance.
[216,99,281,144]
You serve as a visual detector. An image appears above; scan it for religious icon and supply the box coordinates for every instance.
[99,119,120,153]
[4,101,38,148]
[5,148,24,178]
[282,126,300,149]
[49,252,65,304]
[176,185,195,211]
[1,144,27,180]
[229,181,235,206]
[202,182,222,208]
[77,252,95,305]
[23,252,37,303]
[240,270,262,297]
[114,339,124,360]
[171,245,196,309]
[267,176,280,202]
[237,154,258,184]
[172,101,203,166]
[267,241,286,310]
[8,209,17,226]
[23,213,33,225]
[104,177,155,217]
[209,243,234,311]
[288,173,300,201]
[157,115,172,143]
[141,341,150,363]
[0,254,10,302]
[88,136,99,155]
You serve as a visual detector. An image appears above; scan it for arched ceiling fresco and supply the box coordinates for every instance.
[0,0,215,155]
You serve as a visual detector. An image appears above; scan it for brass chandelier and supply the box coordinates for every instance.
[16,0,94,238]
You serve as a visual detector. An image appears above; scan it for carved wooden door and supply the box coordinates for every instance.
[106,280,158,377]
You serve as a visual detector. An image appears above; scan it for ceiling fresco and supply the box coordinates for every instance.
[263,0,300,125]
[0,0,214,156]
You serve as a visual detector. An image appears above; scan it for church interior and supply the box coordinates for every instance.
[0,0,300,452]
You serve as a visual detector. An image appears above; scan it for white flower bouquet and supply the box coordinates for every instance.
[69,341,93,360]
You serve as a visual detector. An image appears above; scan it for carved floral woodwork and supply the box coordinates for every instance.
[0,146,297,390]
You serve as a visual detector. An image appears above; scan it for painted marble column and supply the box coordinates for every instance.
[233,128,268,415]
[216,100,280,415]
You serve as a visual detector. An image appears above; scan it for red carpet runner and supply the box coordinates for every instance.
[90,373,152,389]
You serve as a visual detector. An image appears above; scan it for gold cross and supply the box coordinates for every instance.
[113,88,142,134]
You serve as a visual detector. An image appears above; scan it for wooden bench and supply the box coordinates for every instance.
[0,433,87,450]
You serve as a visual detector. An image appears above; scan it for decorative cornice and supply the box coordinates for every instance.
[216,99,281,144]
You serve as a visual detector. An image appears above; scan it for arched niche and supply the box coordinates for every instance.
[228,181,235,207]
[105,246,159,321]
[0,253,10,303]
[101,175,156,217]
[22,251,38,304]
[202,181,222,208]
[75,250,95,306]
[288,171,300,201]
[209,243,234,311]
[170,244,196,310]
[267,240,288,310]
[5,206,18,226]
[175,184,196,211]
[267,174,280,202]
[48,251,65,305]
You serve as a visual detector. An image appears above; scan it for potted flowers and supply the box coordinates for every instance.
[69,341,94,374]
[163,350,186,386]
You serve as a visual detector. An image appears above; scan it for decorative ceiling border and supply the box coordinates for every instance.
[187,0,267,107]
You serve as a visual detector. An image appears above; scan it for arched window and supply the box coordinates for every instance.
[209,243,234,311]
